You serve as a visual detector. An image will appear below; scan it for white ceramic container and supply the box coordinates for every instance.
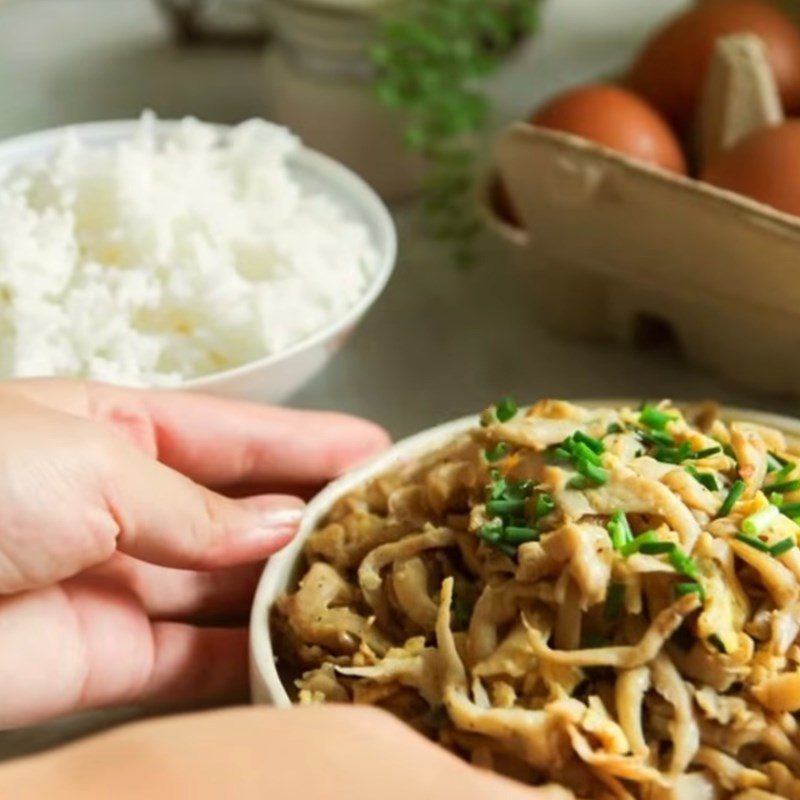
[0,120,397,404]
[249,401,800,706]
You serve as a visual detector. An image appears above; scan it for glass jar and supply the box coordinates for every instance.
[261,0,425,199]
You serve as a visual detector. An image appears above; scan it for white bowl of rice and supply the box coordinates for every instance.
[0,114,396,402]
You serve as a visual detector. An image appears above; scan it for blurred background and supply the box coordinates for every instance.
[0,0,797,424]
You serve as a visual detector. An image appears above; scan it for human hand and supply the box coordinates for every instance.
[0,706,574,800]
[0,379,389,728]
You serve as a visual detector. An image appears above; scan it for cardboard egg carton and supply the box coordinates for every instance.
[482,32,800,396]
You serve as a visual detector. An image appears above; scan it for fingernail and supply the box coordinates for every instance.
[240,496,305,552]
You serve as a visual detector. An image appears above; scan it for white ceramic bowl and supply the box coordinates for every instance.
[0,120,397,404]
[249,402,800,706]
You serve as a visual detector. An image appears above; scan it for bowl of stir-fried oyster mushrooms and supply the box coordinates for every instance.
[251,399,800,799]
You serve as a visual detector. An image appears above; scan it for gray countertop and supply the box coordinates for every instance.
[0,0,795,759]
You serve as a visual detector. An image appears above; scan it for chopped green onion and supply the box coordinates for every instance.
[669,548,700,580]
[640,405,677,430]
[718,480,745,517]
[742,504,780,536]
[495,397,518,423]
[487,477,508,500]
[506,479,533,500]
[535,493,555,519]
[767,451,790,472]
[494,542,517,559]
[686,466,718,492]
[770,537,796,557]
[640,429,674,447]
[567,475,588,490]
[708,634,728,654]
[734,532,771,554]
[689,445,723,460]
[780,501,800,517]
[504,526,539,545]
[576,459,609,485]
[478,520,503,543]
[640,541,676,555]
[608,510,634,551]
[621,530,660,558]
[654,441,692,464]
[574,430,605,455]
[605,423,624,435]
[770,492,784,507]
[486,498,526,517]
[553,447,572,462]
[605,582,626,620]
[676,581,705,600]
[485,442,509,462]
[573,441,602,466]
[771,460,796,482]
[766,479,800,495]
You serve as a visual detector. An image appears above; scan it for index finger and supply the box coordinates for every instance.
[1,379,391,488]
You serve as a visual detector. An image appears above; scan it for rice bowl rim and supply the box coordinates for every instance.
[250,400,800,707]
[0,119,398,390]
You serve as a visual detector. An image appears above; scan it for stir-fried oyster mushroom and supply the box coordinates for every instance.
[273,399,800,798]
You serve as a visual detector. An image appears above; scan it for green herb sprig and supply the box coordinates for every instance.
[371,0,541,265]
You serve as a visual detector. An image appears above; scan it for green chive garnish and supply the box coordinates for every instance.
[767,479,800,495]
[640,430,674,447]
[640,405,677,430]
[708,634,728,654]
[718,480,745,517]
[485,442,509,462]
[621,530,660,558]
[574,430,605,455]
[780,501,800,517]
[605,582,625,620]
[675,581,705,600]
[486,498,526,516]
[608,510,634,551]
[734,532,771,554]
[576,460,609,486]
[770,492,784,507]
[573,441,602,466]
[495,542,517,559]
[606,423,624,435]
[770,538,796,558]
[478,520,503,543]
[640,541,676,555]
[690,445,723,460]
[771,460,796,482]
[742,505,779,536]
[568,475,588,490]
[669,548,700,580]
[654,441,692,464]
[504,526,539,545]
[495,397,518,423]
[553,446,572,462]
[506,479,533,500]
[535,493,555,519]
[686,466,718,492]
[767,451,789,472]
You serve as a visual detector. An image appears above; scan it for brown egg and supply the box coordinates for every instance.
[531,83,687,174]
[629,0,800,134]
[702,119,800,216]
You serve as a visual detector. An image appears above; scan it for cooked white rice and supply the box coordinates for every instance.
[0,114,378,387]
